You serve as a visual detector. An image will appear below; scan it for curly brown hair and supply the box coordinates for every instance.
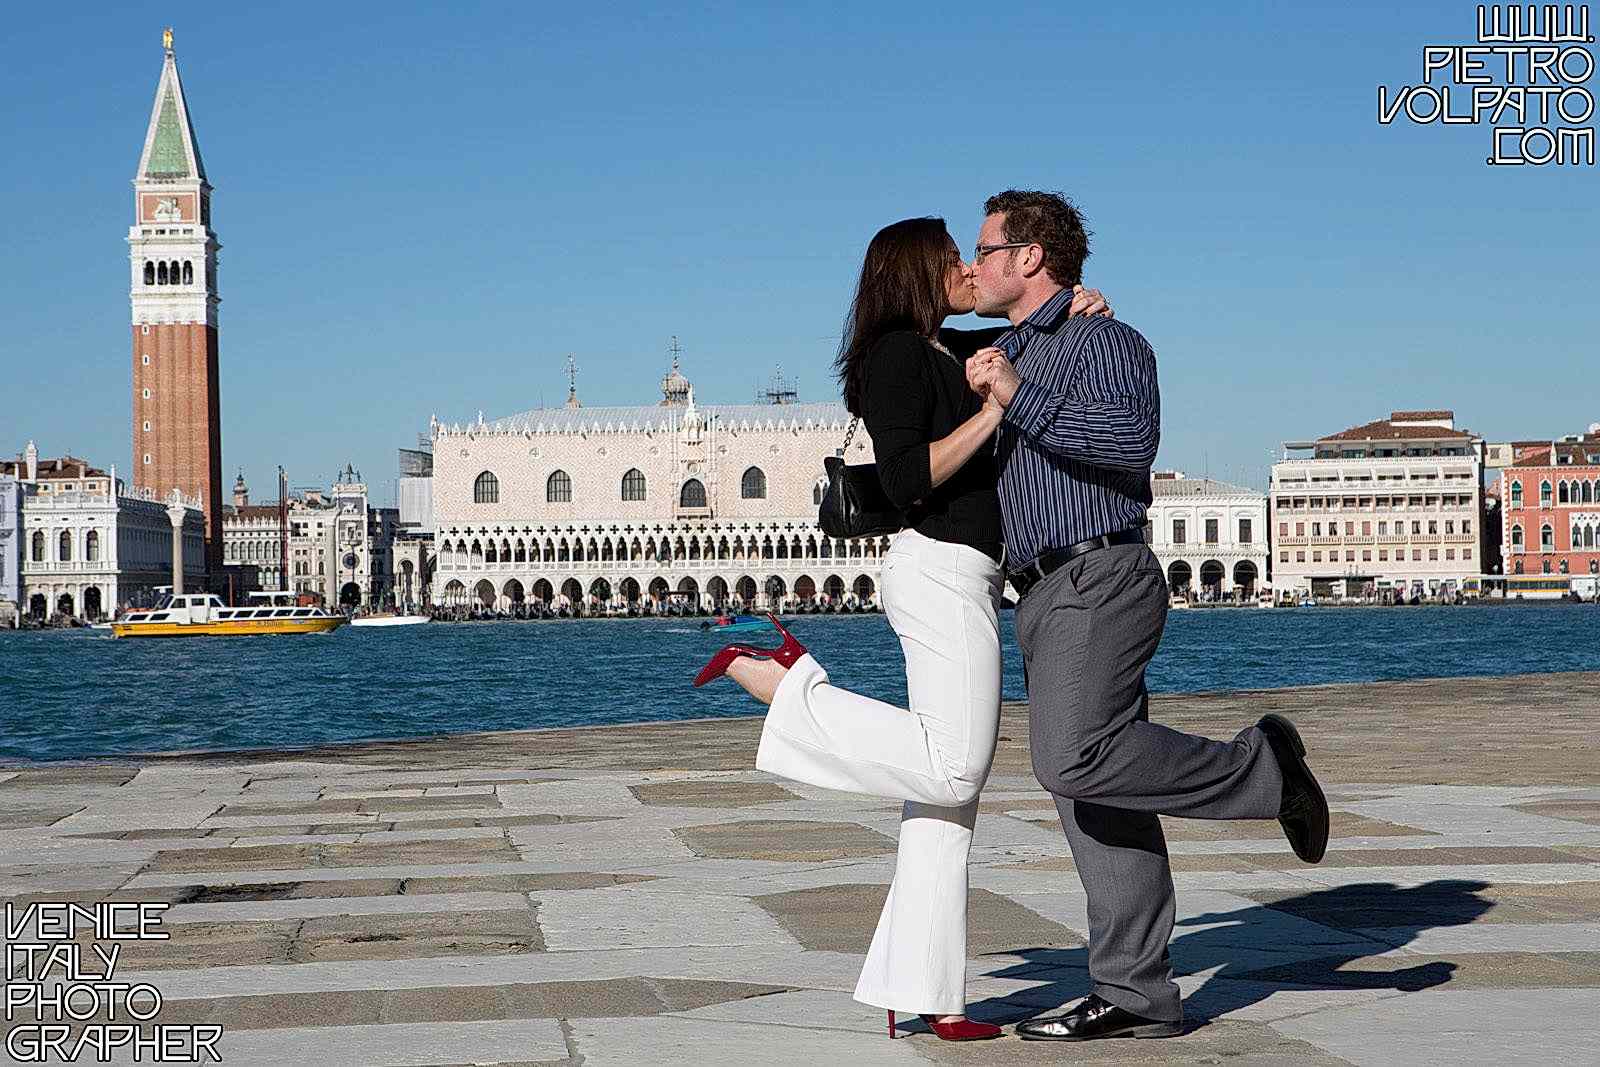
[983,190,1091,288]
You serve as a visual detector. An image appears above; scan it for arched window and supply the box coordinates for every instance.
[1584,481,1595,504]
[474,471,499,504]
[741,466,767,499]
[1510,481,1522,507]
[1540,481,1552,507]
[181,261,193,285]
[680,479,706,508]
[156,261,168,285]
[547,470,572,503]
[169,260,180,283]
[621,468,646,501]
[1540,523,1554,551]
[485,540,499,564]
[31,531,44,561]
[87,530,101,562]
[1559,481,1570,504]
[59,531,72,561]
[1510,524,1523,548]
[143,261,155,285]
[1586,524,1596,549]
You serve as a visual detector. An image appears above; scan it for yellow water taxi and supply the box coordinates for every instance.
[111,591,346,638]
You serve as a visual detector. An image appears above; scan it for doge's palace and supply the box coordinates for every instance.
[430,361,885,612]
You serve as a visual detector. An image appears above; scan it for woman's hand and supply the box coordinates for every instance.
[1069,284,1114,319]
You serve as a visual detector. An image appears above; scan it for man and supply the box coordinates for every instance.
[964,190,1330,1041]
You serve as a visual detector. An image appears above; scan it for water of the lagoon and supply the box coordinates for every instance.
[2,604,1597,763]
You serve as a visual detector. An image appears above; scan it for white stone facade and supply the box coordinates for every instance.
[429,392,885,611]
[20,486,205,620]
[0,476,20,624]
[282,474,400,609]
[1146,474,1268,598]
[1270,412,1486,599]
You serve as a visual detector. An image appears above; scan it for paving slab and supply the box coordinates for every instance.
[3,671,1599,1064]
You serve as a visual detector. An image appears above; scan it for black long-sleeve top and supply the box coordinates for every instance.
[859,328,1006,562]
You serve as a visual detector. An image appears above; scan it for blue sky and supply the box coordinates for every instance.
[3,1,1595,503]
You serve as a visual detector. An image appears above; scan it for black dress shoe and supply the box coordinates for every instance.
[1015,994,1183,1041]
[1258,713,1329,864]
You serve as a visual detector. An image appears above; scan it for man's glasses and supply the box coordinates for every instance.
[973,241,1032,264]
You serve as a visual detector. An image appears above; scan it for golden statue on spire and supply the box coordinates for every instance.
[163,27,174,51]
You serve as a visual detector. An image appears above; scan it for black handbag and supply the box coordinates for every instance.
[818,417,905,539]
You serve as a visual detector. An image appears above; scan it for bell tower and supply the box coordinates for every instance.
[129,27,223,578]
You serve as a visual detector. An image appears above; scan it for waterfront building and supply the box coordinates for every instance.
[282,468,400,609]
[0,474,20,626]
[221,473,287,596]
[129,30,225,578]
[1270,411,1487,600]
[1146,473,1267,599]
[2,443,205,621]
[429,359,883,613]
[1497,426,1600,596]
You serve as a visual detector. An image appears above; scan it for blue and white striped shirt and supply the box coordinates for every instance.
[992,286,1160,569]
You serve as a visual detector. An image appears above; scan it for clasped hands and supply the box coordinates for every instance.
[966,284,1111,410]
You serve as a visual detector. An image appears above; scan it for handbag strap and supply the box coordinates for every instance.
[839,416,860,456]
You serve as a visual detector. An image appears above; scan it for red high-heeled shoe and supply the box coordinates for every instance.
[886,1010,1002,1041]
[692,614,808,687]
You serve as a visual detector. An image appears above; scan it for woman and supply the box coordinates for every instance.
[694,217,1106,1040]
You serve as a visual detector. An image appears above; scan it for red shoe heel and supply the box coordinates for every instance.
[691,617,808,688]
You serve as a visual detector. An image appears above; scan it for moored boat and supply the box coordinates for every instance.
[111,590,345,638]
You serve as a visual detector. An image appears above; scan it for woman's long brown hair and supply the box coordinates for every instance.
[836,217,953,417]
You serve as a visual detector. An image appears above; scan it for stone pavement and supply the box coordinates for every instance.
[3,670,1599,1066]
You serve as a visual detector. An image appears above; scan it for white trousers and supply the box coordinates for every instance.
[755,528,1003,1015]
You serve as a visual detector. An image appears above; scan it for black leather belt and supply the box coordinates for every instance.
[1008,529,1146,599]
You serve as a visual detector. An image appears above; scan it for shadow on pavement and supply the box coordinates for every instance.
[972,879,1493,1029]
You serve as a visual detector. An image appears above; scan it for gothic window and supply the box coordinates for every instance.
[679,479,706,508]
[621,468,646,501]
[156,261,168,285]
[741,466,767,499]
[1540,481,1552,507]
[169,260,180,283]
[1510,524,1523,548]
[32,531,44,561]
[1559,481,1571,504]
[558,539,570,562]
[182,261,193,285]
[59,531,72,561]
[1541,523,1554,551]
[547,470,572,503]
[474,471,499,504]
[1585,481,1595,504]
[514,539,526,562]
[143,261,155,285]
[1509,481,1522,507]
[543,539,555,562]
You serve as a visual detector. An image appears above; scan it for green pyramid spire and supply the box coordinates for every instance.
[146,89,190,178]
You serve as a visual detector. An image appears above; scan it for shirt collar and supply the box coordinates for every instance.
[1016,286,1075,333]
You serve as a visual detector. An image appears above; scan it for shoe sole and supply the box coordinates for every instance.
[1260,713,1329,864]
[1018,1021,1184,1041]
